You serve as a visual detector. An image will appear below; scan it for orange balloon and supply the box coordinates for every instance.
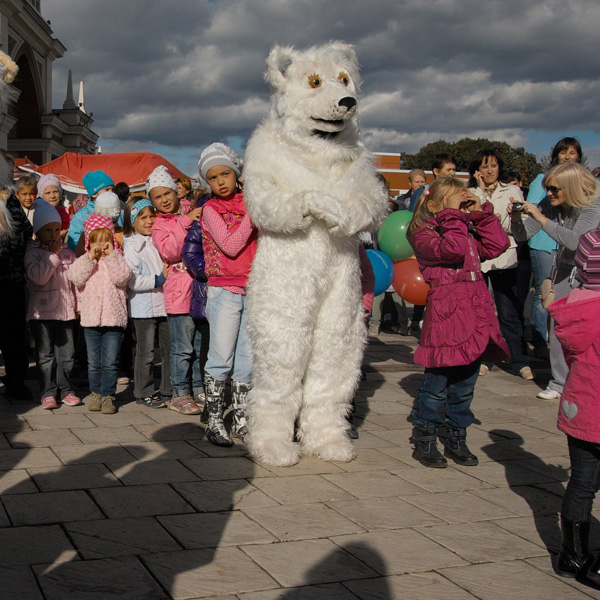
[392,258,430,305]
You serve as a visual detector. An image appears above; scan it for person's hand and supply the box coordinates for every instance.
[444,192,464,211]
[464,191,482,212]
[47,239,62,255]
[102,241,113,258]
[474,170,486,191]
[88,243,101,261]
[162,263,169,278]
[187,207,203,222]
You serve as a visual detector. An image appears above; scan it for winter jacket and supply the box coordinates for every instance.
[67,201,94,251]
[549,292,600,444]
[123,234,166,318]
[151,201,194,315]
[24,241,77,321]
[0,192,33,283]
[67,251,130,328]
[201,193,257,288]
[471,182,524,272]
[410,203,510,368]
[182,222,208,320]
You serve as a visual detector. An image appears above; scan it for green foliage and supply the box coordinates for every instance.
[401,138,543,185]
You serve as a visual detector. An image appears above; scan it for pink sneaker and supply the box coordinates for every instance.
[62,393,82,406]
[41,396,58,410]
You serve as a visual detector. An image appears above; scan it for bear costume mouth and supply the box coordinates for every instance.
[311,117,346,138]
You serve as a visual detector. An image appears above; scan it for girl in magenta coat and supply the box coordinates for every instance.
[407,177,510,468]
[547,228,600,588]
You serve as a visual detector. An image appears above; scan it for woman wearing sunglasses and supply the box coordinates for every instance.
[511,162,600,401]
[526,138,583,364]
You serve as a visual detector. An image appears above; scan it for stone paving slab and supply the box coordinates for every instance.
[1,330,597,598]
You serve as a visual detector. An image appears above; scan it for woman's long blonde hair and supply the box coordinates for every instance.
[407,177,466,241]
[542,162,597,209]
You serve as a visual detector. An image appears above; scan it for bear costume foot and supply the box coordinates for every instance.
[301,433,356,463]
[248,436,301,467]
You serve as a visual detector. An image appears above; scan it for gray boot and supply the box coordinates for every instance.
[203,373,233,447]
[231,380,250,442]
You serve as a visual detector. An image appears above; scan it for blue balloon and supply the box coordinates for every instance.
[366,249,394,296]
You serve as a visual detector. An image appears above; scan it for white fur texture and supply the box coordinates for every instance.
[244,42,388,467]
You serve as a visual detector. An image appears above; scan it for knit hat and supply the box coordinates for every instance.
[198,143,243,181]
[32,199,61,234]
[94,191,121,221]
[83,213,120,253]
[575,229,600,287]
[82,170,114,197]
[37,174,63,199]
[145,165,177,196]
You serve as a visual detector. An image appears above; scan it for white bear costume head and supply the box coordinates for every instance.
[264,42,362,157]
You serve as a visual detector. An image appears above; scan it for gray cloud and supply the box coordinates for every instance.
[45,0,600,162]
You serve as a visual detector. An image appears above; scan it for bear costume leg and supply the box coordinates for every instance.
[296,285,365,463]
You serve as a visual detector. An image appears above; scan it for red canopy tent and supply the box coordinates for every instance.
[19,152,190,194]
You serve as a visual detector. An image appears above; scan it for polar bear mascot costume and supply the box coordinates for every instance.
[243,42,388,467]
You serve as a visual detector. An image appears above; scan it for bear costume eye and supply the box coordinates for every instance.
[338,72,349,86]
[308,74,322,88]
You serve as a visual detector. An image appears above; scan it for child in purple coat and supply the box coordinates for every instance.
[407,177,510,468]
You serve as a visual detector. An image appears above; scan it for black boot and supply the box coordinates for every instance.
[411,426,447,468]
[231,380,250,442]
[444,428,478,466]
[203,373,233,448]
[579,554,600,589]
[556,518,593,578]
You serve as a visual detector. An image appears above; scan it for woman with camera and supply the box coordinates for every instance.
[469,149,533,380]
[510,162,600,400]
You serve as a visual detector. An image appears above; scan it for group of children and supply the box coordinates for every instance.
[19,143,255,447]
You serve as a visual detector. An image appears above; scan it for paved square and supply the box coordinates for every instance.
[1,331,598,599]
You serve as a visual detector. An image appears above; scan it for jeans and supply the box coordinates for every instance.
[411,360,480,430]
[132,317,172,399]
[530,248,553,348]
[84,327,124,397]
[205,287,251,383]
[167,314,204,397]
[30,320,76,399]
[562,435,600,523]
[485,268,529,371]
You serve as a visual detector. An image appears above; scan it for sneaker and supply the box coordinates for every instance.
[101,396,116,414]
[88,392,103,411]
[519,366,534,380]
[168,395,201,415]
[41,396,58,410]
[136,394,167,409]
[195,391,206,411]
[117,376,130,385]
[537,387,561,400]
[62,393,82,406]
[479,364,490,377]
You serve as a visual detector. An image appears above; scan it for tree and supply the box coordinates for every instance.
[401,138,543,185]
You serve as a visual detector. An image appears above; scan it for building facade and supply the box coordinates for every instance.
[0,0,97,164]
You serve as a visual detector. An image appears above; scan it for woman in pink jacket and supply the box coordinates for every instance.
[148,165,204,415]
[25,200,79,409]
[407,177,510,468]
[548,229,600,589]
[67,214,130,414]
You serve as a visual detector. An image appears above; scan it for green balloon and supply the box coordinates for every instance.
[377,211,414,261]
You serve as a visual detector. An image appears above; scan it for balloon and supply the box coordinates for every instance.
[377,211,414,262]
[392,258,430,305]
[366,249,394,296]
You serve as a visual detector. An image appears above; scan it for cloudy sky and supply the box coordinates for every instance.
[45,0,600,176]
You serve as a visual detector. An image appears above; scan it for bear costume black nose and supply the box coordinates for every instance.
[338,97,357,109]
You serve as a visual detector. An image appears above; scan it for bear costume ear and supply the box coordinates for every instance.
[265,45,296,91]
[328,41,358,69]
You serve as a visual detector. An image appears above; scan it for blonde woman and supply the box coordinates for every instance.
[511,162,600,400]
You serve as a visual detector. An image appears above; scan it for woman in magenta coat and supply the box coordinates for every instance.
[407,177,510,468]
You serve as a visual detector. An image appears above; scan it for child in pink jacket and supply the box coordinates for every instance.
[25,200,79,409]
[67,214,130,414]
[548,229,600,588]
[148,165,204,415]
[407,177,509,469]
